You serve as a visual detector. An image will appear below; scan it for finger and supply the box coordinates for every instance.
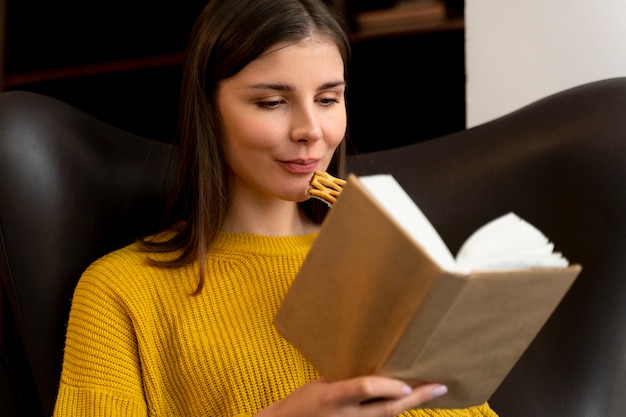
[335,376,413,404]
[385,383,449,413]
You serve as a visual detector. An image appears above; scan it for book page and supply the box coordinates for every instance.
[358,174,457,271]
[358,175,569,274]
[455,212,569,271]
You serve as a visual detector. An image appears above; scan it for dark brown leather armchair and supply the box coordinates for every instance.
[348,78,626,416]
[1,77,625,416]
[0,91,176,416]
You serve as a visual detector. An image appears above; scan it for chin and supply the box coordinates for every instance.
[280,178,311,200]
[285,192,309,203]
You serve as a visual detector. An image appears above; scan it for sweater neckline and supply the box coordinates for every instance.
[212,231,318,256]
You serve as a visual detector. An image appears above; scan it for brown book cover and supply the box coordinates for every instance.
[274,173,581,409]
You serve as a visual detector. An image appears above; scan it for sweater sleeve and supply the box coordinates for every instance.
[53,262,148,417]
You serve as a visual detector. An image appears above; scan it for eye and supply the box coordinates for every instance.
[318,97,341,106]
[256,100,284,109]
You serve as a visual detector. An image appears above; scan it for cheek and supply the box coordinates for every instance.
[326,111,347,148]
[224,114,281,153]
[218,92,282,153]
[319,116,347,170]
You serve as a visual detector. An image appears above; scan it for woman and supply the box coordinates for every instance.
[53,0,499,416]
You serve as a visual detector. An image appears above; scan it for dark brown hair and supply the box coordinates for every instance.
[140,0,351,293]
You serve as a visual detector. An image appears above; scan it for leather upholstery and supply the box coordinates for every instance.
[0,91,176,416]
[348,78,626,416]
[1,77,625,416]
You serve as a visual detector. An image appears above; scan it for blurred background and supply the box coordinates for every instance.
[0,0,466,154]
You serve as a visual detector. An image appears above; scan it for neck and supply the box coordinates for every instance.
[224,198,318,236]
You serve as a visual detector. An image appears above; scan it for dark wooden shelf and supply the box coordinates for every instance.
[352,16,463,42]
[4,53,184,89]
[1,0,466,153]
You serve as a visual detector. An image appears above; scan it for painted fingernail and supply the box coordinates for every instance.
[402,384,412,396]
[431,385,448,399]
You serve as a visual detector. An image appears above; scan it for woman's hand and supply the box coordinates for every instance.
[255,376,448,417]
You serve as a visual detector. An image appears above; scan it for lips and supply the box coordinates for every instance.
[279,159,320,174]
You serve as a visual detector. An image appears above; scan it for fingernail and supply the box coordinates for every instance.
[431,385,448,399]
[402,384,412,396]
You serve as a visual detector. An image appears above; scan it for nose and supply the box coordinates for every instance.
[290,105,323,143]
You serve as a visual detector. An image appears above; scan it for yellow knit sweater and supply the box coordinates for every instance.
[53,232,498,417]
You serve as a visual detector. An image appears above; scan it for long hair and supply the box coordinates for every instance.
[139,0,351,294]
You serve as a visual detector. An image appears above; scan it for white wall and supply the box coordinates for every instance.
[465,0,626,127]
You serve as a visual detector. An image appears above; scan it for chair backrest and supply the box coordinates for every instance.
[347,77,626,416]
[2,77,625,417]
[0,91,177,416]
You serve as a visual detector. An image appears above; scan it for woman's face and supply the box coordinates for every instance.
[216,34,346,205]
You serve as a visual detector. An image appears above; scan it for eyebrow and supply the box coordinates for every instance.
[247,80,346,92]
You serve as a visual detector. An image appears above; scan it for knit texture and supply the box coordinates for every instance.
[53,232,498,417]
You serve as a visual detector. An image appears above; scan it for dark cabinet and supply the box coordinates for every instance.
[1,0,465,152]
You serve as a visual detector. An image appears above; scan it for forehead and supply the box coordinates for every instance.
[261,32,342,57]
[237,36,344,81]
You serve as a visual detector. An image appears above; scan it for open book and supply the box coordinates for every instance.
[274,173,581,409]
[357,174,570,274]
